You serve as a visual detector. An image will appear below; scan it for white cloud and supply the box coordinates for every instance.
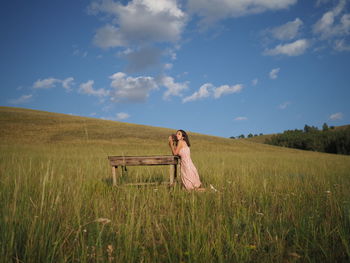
[187,0,297,25]
[109,72,159,102]
[279,101,291,109]
[313,12,335,38]
[90,0,187,48]
[33,78,60,89]
[164,63,173,70]
[62,77,74,91]
[169,50,177,60]
[104,72,189,102]
[334,38,350,51]
[234,116,248,121]
[313,0,349,39]
[161,76,188,99]
[93,24,126,48]
[268,18,303,41]
[72,46,88,58]
[264,39,310,56]
[182,83,213,103]
[79,80,109,97]
[183,82,243,102]
[329,112,343,120]
[316,0,332,6]
[118,48,133,56]
[9,94,33,104]
[123,46,162,73]
[269,68,280,79]
[116,112,130,121]
[213,84,243,99]
[33,77,75,91]
[252,78,258,86]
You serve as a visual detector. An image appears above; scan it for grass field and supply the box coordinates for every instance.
[1,106,350,262]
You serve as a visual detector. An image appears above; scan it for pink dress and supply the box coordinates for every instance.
[178,146,202,189]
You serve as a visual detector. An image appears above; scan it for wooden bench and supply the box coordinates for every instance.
[108,155,180,186]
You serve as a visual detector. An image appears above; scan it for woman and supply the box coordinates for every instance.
[168,130,203,190]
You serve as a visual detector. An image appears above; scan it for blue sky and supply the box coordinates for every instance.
[1,0,350,138]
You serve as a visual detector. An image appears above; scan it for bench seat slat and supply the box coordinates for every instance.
[108,155,179,166]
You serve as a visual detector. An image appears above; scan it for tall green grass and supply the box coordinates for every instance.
[1,143,349,262]
[1,107,350,262]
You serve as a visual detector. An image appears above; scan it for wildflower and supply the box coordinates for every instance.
[95,218,111,224]
[107,245,113,251]
[325,190,331,195]
[246,244,256,250]
[288,252,301,258]
[107,244,114,262]
[209,184,218,192]
[255,212,264,216]
[88,246,96,259]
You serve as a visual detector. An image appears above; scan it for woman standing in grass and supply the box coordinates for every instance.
[168,130,204,191]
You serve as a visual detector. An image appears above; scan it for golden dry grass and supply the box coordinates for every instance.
[1,106,349,262]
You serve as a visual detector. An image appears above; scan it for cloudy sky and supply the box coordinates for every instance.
[1,0,350,137]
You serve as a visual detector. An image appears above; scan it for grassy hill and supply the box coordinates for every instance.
[0,106,184,145]
[1,106,350,262]
[0,106,294,156]
[0,106,255,147]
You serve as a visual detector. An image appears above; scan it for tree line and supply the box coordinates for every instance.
[265,123,350,155]
[230,133,263,139]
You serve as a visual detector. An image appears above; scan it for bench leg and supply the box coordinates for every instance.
[174,164,177,179]
[112,166,118,186]
[169,164,176,185]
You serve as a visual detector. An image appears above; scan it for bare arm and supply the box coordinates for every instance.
[168,136,182,155]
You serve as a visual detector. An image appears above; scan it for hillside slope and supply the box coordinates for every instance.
[0,106,292,155]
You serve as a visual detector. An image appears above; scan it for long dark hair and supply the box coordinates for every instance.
[171,134,178,146]
[178,129,191,147]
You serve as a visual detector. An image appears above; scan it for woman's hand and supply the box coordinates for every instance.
[168,135,176,155]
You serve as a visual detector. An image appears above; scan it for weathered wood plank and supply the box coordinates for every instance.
[108,155,178,161]
[108,155,179,166]
[108,156,178,161]
[109,159,178,166]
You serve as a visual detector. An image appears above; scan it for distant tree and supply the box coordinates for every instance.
[330,126,335,129]
[238,134,245,138]
[322,123,329,131]
[247,133,253,138]
[259,133,263,136]
[254,134,258,137]
[266,125,350,155]
[304,124,318,133]
[304,124,310,133]
[229,136,235,139]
